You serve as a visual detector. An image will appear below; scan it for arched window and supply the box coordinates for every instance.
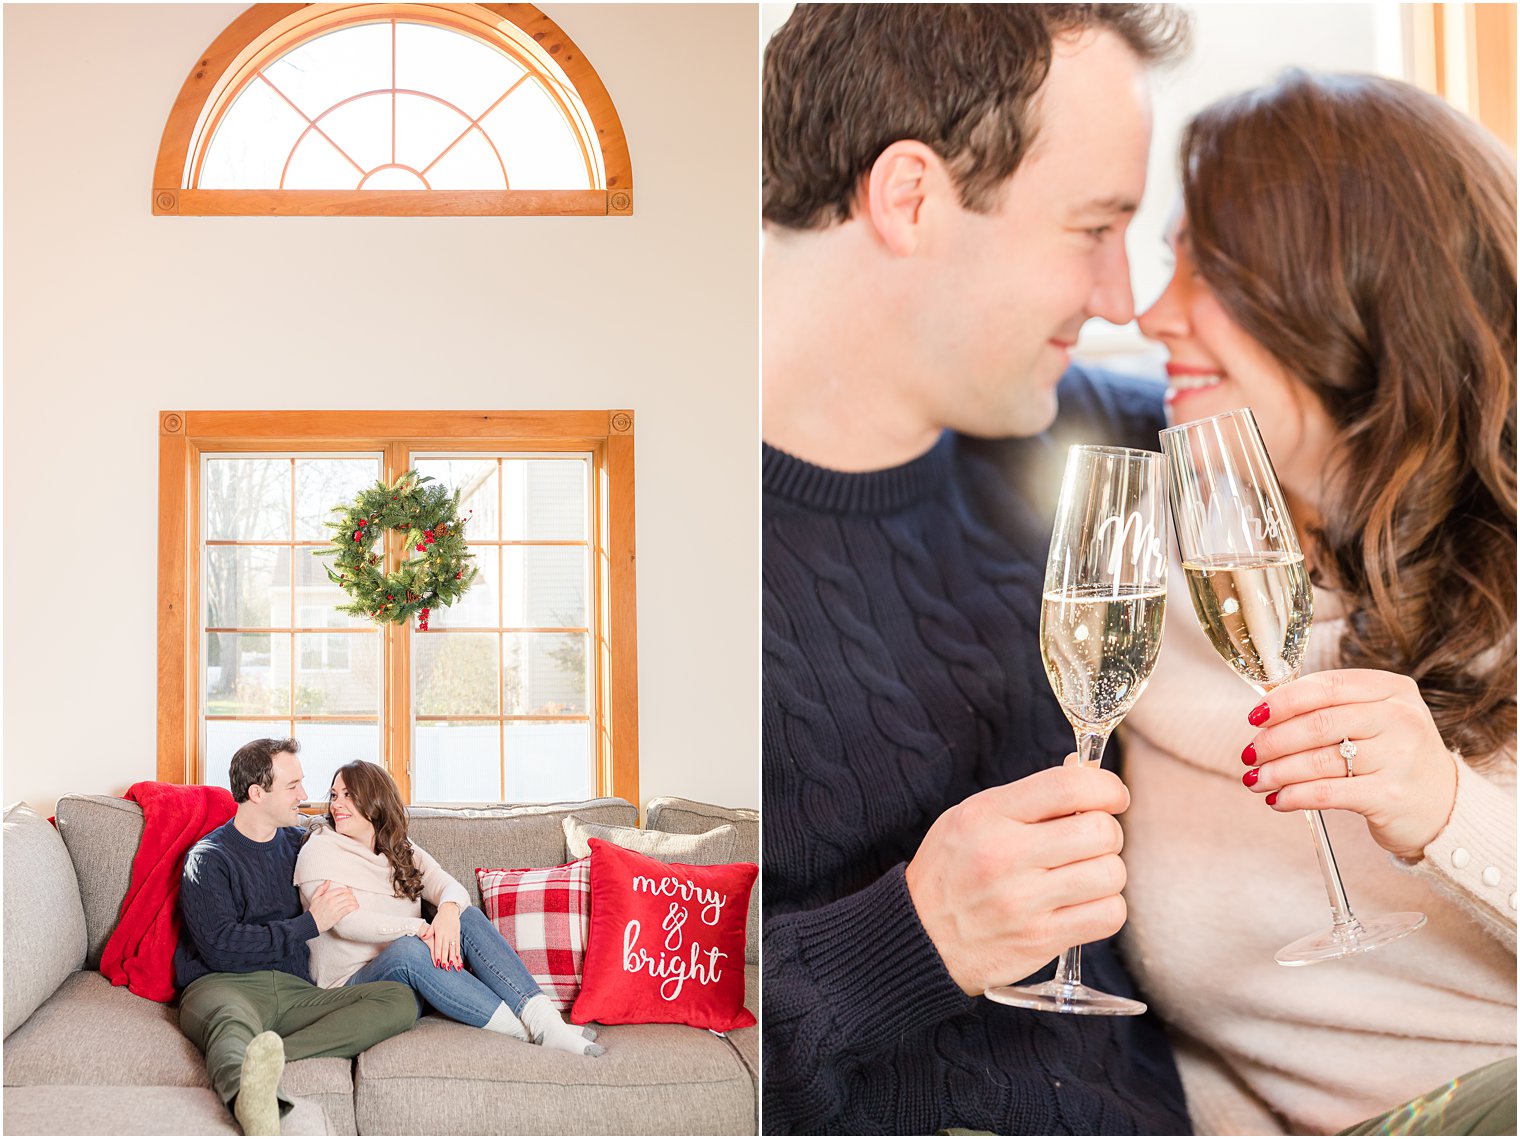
[154,4,632,216]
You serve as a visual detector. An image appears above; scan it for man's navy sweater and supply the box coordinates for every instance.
[761,367,1192,1135]
[173,820,319,989]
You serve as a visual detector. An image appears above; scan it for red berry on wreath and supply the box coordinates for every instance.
[416,543,426,552]
[456,571,463,580]
[353,531,362,541]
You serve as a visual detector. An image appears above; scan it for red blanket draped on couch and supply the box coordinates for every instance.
[99,782,235,1002]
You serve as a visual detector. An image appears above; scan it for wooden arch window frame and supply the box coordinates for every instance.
[153,4,633,217]
[157,410,640,805]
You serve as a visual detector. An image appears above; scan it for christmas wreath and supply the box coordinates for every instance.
[314,470,478,630]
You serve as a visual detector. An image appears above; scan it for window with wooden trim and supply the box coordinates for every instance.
[153,4,633,216]
[159,411,638,806]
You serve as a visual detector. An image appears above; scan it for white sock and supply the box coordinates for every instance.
[519,994,604,1057]
[482,1002,530,1041]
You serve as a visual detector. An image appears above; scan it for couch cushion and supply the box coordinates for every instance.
[4,803,88,1036]
[3,971,354,1123]
[563,814,739,863]
[406,799,637,907]
[5,969,221,1087]
[1,1085,331,1135]
[52,794,144,970]
[645,798,759,965]
[354,1016,754,1135]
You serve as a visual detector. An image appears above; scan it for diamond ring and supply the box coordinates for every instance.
[1339,737,1357,777]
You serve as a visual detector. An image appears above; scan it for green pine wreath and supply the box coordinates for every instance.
[314,470,478,630]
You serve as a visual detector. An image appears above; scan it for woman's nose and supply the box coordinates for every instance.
[1137,273,1188,344]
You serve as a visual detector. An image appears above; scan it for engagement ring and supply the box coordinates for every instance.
[1340,737,1357,777]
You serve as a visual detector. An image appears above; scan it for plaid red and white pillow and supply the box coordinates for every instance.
[476,858,591,1011]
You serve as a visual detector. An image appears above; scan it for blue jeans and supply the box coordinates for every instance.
[346,905,544,1028]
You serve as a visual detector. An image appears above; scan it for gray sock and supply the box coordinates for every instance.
[520,994,605,1057]
[482,1002,530,1041]
[233,1031,284,1136]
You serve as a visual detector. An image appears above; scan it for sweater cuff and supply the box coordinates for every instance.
[1408,752,1516,930]
[787,864,972,1049]
[294,911,320,943]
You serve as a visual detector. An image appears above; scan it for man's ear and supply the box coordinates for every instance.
[863,140,944,257]
[245,782,263,805]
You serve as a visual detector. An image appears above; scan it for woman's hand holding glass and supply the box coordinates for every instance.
[1242,668,1459,860]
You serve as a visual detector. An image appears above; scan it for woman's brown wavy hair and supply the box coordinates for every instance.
[326,760,424,901]
[1181,70,1517,764]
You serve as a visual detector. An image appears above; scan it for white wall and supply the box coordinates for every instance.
[2,3,761,816]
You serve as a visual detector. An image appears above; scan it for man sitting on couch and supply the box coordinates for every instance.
[173,738,417,1136]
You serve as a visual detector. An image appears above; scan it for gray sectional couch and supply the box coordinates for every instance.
[3,795,758,1136]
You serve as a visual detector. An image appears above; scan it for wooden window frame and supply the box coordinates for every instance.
[153,3,633,217]
[158,410,639,805]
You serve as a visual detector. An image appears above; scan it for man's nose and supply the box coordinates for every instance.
[1087,239,1136,328]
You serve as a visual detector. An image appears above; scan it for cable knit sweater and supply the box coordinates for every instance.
[762,367,1191,1136]
[1120,569,1517,1135]
[294,824,472,989]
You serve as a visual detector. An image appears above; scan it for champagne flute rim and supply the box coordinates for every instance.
[1068,444,1165,460]
[1159,407,1258,438]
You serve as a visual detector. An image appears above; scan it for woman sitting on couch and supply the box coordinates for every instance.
[294,760,602,1057]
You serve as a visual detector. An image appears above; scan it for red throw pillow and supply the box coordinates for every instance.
[476,859,590,1011]
[570,838,757,1032]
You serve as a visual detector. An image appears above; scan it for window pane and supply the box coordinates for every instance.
[504,633,587,715]
[297,723,383,800]
[424,129,508,190]
[396,92,474,178]
[284,129,363,189]
[396,22,525,119]
[295,458,383,540]
[363,167,428,190]
[205,546,283,628]
[206,633,289,715]
[297,552,367,627]
[481,79,590,190]
[502,459,587,540]
[413,633,498,715]
[414,723,500,802]
[263,23,391,121]
[503,547,586,627]
[205,459,290,540]
[204,720,293,792]
[430,545,498,629]
[317,92,391,174]
[503,721,591,801]
[201,79,310,189]
[414,459,499,540]
[295,633,379,715]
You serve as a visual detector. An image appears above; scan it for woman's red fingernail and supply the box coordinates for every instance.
[1266,792,1279,806]
[1248,702,1270,726]
[1241,742,1257,765]
[1243,768,1259,787]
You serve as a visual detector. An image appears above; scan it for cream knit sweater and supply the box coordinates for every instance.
[1120,571,1516,1136]
[294,824,472,989]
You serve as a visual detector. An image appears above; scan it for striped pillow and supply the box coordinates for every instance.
[476,858,590,1011]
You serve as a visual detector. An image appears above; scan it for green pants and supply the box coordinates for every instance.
[179,971,417,1115]
[1341,1056,1517,1137]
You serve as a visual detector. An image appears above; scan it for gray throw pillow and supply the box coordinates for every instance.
[561,815,739,864]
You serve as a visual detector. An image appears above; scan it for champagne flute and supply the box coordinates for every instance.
[1160,408,1425,965]
[986,445,1167,1016]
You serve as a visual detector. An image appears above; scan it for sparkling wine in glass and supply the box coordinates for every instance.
[1160,408,1425,965]
[986,445,1167,1016]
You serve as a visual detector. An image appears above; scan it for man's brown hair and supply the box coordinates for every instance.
[763,4,1189,230]
[229,737,299,803]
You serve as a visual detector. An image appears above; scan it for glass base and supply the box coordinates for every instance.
[1275,911,1427,966]
[985,979,1148,1016]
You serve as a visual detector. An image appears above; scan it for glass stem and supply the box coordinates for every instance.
[1303,809,1355,926]
[1260,676,1357,929]
[1054,727,1112,991]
